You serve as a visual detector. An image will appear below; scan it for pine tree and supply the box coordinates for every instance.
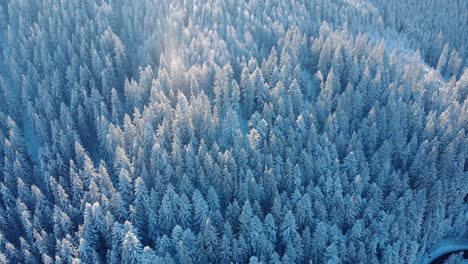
[436,43,449,75]
[197,218,218,263]
[121,230,143,264]
[240,65,255,115]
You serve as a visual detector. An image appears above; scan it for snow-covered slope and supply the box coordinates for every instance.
[0,0,466,263]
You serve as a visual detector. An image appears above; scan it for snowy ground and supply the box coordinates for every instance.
[0,21,41,173]
[421,239,468,264]
[22,111,41,169]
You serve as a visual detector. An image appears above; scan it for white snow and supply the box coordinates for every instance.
[421,239,468,264]
[22,111,41,168]
[343,0,378,15]
[0,21,41,174]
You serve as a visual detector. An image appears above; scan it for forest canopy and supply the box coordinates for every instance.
[0,0,466,263]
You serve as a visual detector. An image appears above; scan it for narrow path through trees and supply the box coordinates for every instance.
[421,239,468,264]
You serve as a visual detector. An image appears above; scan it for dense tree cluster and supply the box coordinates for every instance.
[0,0,466,263]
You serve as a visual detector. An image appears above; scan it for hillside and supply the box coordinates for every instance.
[0,0,466,263]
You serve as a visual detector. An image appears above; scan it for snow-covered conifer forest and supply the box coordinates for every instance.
[0,0,466,263]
